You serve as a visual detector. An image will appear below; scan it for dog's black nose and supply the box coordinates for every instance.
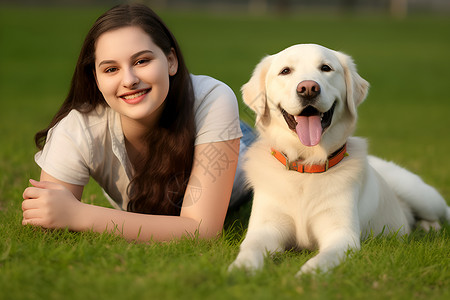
[297,80,321,101]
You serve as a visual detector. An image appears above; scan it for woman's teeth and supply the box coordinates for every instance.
[122,89,148,100]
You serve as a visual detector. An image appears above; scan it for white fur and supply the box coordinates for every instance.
[229,44,449,276]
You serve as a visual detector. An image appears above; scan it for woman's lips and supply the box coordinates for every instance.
[120,89,150,104]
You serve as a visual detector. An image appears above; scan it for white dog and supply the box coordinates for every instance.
[229,44,450,276]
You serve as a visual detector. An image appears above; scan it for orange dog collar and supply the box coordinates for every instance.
[271,144,348,173]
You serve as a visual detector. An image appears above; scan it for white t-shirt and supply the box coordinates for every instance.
[35,75,243,210]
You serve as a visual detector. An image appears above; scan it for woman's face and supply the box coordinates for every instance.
[94,26,178,126]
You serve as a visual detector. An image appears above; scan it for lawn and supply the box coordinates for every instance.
[0,5,449,300]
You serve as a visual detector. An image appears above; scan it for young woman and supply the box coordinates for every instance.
[21,4,251,242]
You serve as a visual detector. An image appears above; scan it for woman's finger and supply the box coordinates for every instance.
[22,186,44,200]
[29,179,65,190]
[22,198,42,211]
[22,217,43,227]
[23,179,65,199]
[22,207,43,220]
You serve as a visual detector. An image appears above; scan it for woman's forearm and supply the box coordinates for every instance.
[76,203,209,242]
[23,176,226,242]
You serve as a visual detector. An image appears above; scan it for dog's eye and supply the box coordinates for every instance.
[321,64,332,72]
[279,67,291,75]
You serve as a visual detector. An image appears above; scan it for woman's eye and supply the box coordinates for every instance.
[321,64,332,72]
[279,67,291,75]
[105,67,117,73]
[135,58,150,65]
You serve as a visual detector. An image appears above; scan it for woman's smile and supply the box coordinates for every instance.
[120,88,151,104]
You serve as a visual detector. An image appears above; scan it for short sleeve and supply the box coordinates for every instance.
[35,110,91,186]
[193,75,243,145]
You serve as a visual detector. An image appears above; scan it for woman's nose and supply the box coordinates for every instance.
[122,67,139,88]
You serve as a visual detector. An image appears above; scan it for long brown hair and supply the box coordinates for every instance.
[35,4,195,216]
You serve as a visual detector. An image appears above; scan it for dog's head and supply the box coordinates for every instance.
[242,44,369,159]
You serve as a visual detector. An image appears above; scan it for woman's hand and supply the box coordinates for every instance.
[22,179,85,230]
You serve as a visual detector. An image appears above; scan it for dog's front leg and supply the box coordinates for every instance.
[296,202,361,276]
[228,223,288,273]
[229,190,294,273]
[296,229,360,276]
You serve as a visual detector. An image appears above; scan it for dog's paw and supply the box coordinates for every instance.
[295,255,334,278]
[417,220,441,232]
[295,261,319,278]
[228,251,264,274]
[228,261,256,275]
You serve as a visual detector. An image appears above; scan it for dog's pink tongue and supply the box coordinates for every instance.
[294,116,322,147]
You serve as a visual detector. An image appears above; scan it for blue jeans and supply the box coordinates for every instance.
[229,120,256,209]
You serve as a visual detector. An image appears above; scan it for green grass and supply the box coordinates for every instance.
[1,6,450,300]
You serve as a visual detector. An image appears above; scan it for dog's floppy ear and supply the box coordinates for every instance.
[241,55,274,126]
[336,51,369,117]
